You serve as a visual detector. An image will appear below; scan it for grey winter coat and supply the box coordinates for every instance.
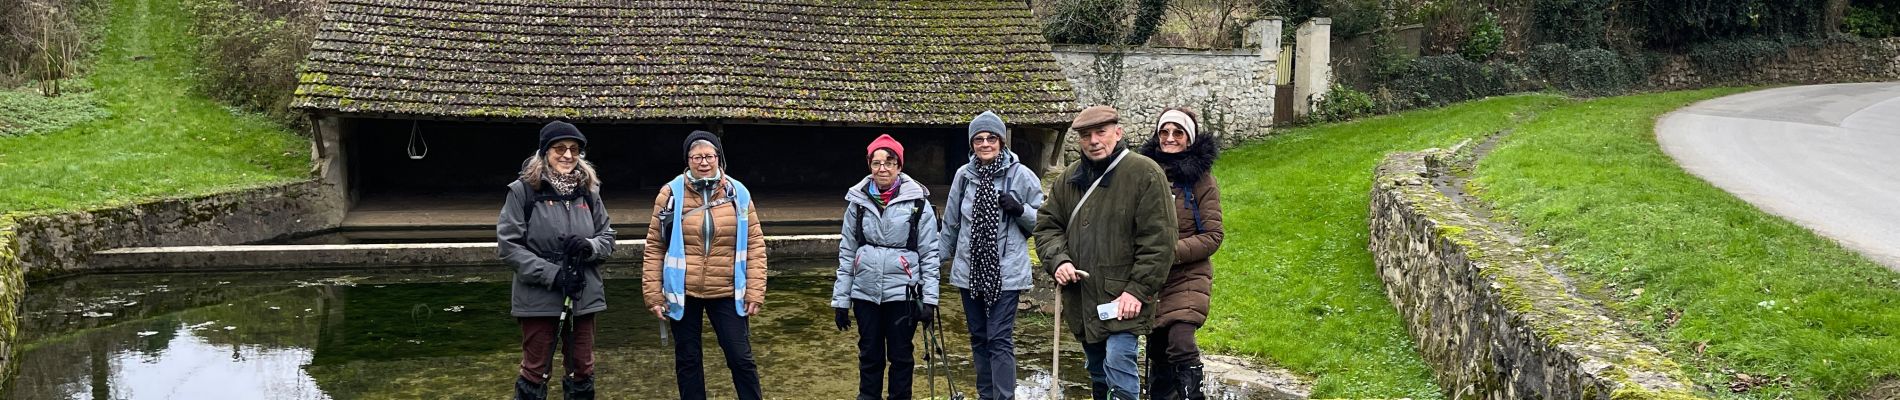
[498,180,616,317]
[833,174,942,308]
[940,150,1045,292]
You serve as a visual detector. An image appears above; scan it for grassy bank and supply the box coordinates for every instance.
[1473,88,1900,398]
[0,0,307,215]
[1201,94,1571,397]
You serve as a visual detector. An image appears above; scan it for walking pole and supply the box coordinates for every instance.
[544,257,577,384]
[927,304,967,400]
[1050,269,1089,399]
[544,288,574,382]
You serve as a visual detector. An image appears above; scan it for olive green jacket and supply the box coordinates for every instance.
[1035,148,1176,343]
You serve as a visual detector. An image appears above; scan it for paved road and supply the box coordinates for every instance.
[1657,83,1900,272]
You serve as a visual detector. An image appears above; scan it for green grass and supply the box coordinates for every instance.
[1202,93,1571,398]
[0,0,307,214]
[1474,88,1900,398]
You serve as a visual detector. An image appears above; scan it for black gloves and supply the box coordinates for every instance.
[834,307,852,331]
[554,265,585,298]
[561,235,594,262]
[916,304,937,327]
[999,194,1024,217]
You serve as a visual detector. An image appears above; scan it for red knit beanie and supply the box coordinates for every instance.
[867,134,904,165]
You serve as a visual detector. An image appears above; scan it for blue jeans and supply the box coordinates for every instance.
[961,289,1020,400]
[1082,332,1140,397]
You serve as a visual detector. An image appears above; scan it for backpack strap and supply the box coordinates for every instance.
[1178,181,1204,234]
[856,198,928,253]
[854,203,869,250]
[905,198,925,251]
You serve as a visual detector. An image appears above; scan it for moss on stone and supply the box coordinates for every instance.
[1371,150,1708,399]
[0,216,23,393]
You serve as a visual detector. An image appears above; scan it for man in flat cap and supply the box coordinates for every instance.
[1035,105,1176,400]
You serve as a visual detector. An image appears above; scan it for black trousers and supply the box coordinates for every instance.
[1145,322,1204,398]
[854,299,918,400]
[670,296,763,400]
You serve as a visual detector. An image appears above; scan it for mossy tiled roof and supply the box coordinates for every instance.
[293,0,1078,126]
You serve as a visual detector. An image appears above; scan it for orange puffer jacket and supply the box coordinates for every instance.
[641,177,768,307]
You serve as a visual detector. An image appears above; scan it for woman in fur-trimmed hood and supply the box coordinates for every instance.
[1134,107,1224,400]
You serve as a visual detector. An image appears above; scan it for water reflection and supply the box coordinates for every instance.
[9,263,1112,399]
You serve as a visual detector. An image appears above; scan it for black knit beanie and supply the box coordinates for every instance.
[683,130,726,168]
[538,121,586,153]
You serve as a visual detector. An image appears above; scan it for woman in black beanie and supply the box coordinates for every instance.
[498,120,616,400]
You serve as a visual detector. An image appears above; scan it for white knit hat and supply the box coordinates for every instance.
[1155,109,1197,145]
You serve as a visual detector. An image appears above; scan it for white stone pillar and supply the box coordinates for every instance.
[1293,18,1331,118]
[1255,18,1283,87]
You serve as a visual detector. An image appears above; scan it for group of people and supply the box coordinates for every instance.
[496,104,1225,400]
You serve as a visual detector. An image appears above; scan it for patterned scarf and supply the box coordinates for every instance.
[544,165,584,196]
[968,159,1006,304]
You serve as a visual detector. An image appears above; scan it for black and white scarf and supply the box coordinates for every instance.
[968,159,1006,304]
[544,166,584,196]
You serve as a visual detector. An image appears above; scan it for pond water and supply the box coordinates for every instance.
[9,262,1134,399]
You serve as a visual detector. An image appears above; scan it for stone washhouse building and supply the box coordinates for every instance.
[294,0,1079,237]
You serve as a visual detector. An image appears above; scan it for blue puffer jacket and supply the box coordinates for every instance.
[940,150,1044,292]
[832,174,942,308]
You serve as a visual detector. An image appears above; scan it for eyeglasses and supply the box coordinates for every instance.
[549,145,584,156]
[689,155,719,164]
[869,160,900,170]
[1159,128,1189,139]
[971,135,1001,145]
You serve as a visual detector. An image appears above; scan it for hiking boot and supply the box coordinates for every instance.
[1176,364,1206,400]
[1149,359,1180,400]
[514,376,548,400]
[562,375,594,400]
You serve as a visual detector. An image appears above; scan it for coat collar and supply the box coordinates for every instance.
[846,173,930,209]
[1067,144,1128,189]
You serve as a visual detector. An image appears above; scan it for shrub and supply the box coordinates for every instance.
[1461,11,1503,61]
[1844,1,1900,38]
[1526,44,1644,97]
[1309,83,1376,123]
[1686,38,1786,81]
[1566,47,1635,96]
[185,0,323,127]
[1385,54,1525,109]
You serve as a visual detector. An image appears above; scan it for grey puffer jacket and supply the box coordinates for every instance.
[833,174,942,308]
[498,180,616,317]
[940,150,1044,292]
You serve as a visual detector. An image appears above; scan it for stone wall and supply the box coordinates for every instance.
[1368,149,1700,400]
[1649,38,1900,89]
[7,179,345,280]
[1050,45,1277,150]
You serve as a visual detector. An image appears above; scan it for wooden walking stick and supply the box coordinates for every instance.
[1051,269,1089,399]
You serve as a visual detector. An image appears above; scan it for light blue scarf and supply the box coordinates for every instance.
[663,175,753,320]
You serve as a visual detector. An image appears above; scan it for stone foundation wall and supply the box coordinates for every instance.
[1368,150,1699,399]
[1649,38,1900,89]
[1051,45,1277,150]
[7,179,345,280]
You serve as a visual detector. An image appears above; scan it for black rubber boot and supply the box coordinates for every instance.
[1176,364,1207,400]
[562,375,594,400]
[514,376,548,400]
[1148,358,1179,400]
[1109,387,1139,400]
[1091,381,1110,400]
